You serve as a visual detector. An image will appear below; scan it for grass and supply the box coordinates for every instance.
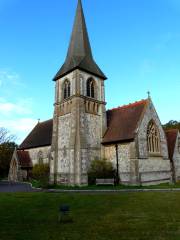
[0,192,180,240]
[45,182,180,190]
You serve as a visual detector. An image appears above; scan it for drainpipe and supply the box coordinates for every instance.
[115,144,120,185]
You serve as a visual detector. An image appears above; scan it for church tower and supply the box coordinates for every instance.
[50,0,107,185]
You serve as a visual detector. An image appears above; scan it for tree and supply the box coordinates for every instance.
[163,120,180,131]
[88,158,115,185]
[0,128,17,179]
[32,163,50,188]
[0,127,16,144]
[0,142,17,178]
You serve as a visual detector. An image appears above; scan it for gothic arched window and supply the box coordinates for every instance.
[147,121,160,155]
[87,78,95,98]
[38,151,43,164]
[63,80,71,99]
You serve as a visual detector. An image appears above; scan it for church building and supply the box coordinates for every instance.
[8,0,180,185]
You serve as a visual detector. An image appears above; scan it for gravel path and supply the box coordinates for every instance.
[0,181,40,193]
[1,181,180,193]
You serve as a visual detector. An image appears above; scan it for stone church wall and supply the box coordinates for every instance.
[173,132,180,181]
[51,68,106,185]
[56,113,72,181]
[137,100,171,184]
[139,158,171,185]
[28,146,51,166]
[104,143,137,184]
[83,113,101,148]
[137,100,169,159]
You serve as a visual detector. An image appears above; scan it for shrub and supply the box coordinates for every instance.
[32,163,50,188]
[88,158,115,185]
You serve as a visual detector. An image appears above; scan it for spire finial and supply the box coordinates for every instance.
[147,91,151,99]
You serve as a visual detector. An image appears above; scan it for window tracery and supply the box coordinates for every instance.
[147,121,160,155]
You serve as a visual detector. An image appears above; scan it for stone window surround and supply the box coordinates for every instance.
[147,120,161,157]
[63,79,71,99]
[86,77,96,99]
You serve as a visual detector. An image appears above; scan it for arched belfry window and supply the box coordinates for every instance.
[147,120,160,155]
[87,78,95,98]
[63,80,71,99]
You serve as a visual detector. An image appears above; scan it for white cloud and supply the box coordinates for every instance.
[0,69,26,88]
[0,69,36,144]
[0,118,37,132]
[0,98,33,116]
[0,69,18,84]
[0,118,38,144]
[0,97,35,144]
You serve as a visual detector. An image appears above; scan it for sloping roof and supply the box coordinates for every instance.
[102,99,148,144]
[165,129,179,160]
[17,150,32,168]
[53,0,106,80]
[19,119,53,150]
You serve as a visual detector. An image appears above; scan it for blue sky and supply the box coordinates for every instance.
[0,0,179,144]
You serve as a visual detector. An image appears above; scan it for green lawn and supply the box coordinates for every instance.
[31,179,180,190]
[0,192,180,240]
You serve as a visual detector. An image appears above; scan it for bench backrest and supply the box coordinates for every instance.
[96,178,114,184]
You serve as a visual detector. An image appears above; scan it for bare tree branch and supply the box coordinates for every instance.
[0,128,16,144]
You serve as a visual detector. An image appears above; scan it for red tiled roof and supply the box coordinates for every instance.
[17,150,32,168]
[165,129,178,161]
[19,119,53,150]
[102,99,148,144]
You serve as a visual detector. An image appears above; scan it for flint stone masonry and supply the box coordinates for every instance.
[83,113,101,147]
[50,68,106,185]
[173,132,180,181]
[104,101,172,186]
[136,100,171,184]
[137,100,169,159]
[139,158,171,184]
[58,114,71,147]
[104,143,133,183]
[28,146,51,165]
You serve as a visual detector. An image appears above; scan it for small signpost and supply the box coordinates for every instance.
[58,204,73,223]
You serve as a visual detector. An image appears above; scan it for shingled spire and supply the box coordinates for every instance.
[53,0,107,80]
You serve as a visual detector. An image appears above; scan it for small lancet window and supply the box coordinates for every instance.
[63,80,71,99]
[87,78,95,98]
[147,121,160,155]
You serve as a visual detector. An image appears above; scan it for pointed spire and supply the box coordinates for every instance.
[53,0,106,81]
[66,0,92,60]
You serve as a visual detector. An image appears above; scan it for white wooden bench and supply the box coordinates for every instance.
[96,178,114,186]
